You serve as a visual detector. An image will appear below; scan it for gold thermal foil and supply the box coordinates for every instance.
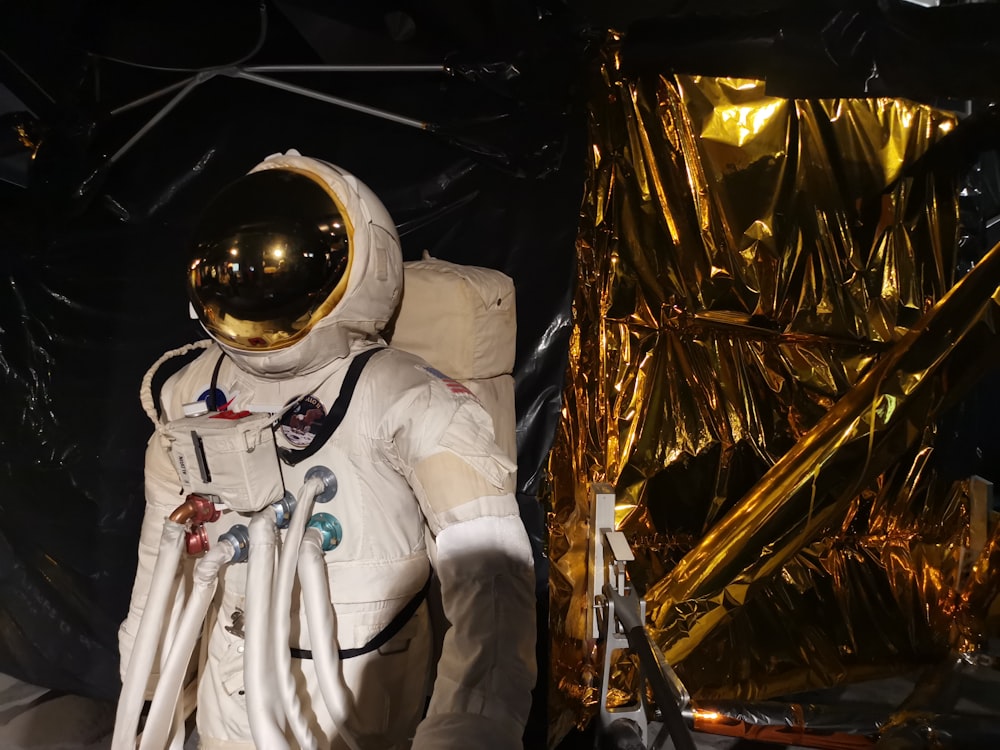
[648,244,1000,696]
[545,33,980,743]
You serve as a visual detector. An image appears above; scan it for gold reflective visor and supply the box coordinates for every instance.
[187,169,353,351]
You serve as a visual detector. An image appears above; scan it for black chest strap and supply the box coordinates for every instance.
[290,573,432,660]
[278,347,386,467]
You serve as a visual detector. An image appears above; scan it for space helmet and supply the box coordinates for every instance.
[186,151,403,379]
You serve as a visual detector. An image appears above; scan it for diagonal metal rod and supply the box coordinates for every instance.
[243,64,446,74]
[108,72,215,165]
[231,69,432,130]
[109,76,200,117]
[0,49,55,110]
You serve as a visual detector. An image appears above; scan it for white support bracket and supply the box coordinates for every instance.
[589,483,649,745]
[588,483,697,750]
[589,483,617,641]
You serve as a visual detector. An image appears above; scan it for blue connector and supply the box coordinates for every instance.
[307,513,343,551]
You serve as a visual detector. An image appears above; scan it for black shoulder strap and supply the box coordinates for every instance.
[279,347,386,466]
[206,352,226,411]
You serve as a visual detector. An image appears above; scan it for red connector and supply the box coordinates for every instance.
[168,494,221,555]
[185,524,211,555]
[168,493,221,525]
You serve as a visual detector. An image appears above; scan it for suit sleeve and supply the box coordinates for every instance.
[383,380,537,750]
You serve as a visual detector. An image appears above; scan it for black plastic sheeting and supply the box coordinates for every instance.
[4,0,1000,739]
[617,0,1000,103]
[0,3,589,729]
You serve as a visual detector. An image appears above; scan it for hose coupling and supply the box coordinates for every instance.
[218,525,250,563]
[305,466,338,503]
[169,493,221,524]
[307,513,343,551]
[186,524,211,555]
[270,491,298,529]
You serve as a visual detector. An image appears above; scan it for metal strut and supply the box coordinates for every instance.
[589,483,696,750]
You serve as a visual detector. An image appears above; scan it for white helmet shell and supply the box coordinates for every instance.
[194,151,403,379]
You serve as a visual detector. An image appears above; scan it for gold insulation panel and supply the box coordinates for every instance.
[546,35,1000,743]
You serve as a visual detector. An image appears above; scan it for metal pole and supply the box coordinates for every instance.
[231,69,432,131]
[243,64,446,74]
[109,76,200,117]
[109,72,216,165]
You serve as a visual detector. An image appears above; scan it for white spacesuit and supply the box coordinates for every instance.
[116,152,536,749]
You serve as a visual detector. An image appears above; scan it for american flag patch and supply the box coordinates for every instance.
[420,365,474,398]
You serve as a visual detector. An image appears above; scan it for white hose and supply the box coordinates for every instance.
[298,530,361,750]
[113,520,186,750]
[271,478,323,750]
[139,540,236,750]
[245,513,289,749]
[158,581,188,750]
[167,698,185,750]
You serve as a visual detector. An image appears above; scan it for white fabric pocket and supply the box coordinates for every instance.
[163,410,284,512]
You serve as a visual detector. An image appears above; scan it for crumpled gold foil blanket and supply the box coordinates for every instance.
[545,34,979,744]
[648,242,1000,696]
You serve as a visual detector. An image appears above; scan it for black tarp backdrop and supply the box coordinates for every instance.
[611,0,1000,102]
[0,6,589,744]
[4,0,1000,746]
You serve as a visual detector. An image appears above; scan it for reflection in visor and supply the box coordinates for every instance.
[187,169,352,351]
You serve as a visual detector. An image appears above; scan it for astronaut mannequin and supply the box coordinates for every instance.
[116,151,536,750]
